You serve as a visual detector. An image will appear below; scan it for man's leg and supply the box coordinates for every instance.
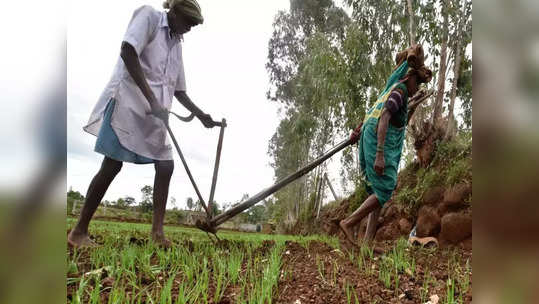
[152,160,174,246]
[68,157,122,247]
[339,194,380,245]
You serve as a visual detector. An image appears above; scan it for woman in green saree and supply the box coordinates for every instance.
[340,44,433,246]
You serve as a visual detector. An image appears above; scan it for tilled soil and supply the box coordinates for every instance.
[275,241,349,303]
[67,231,472,303]
[274,239,472,304]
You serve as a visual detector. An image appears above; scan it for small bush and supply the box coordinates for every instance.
[394,186,420,212]
[67,197,74,215]
[446,158,471,186]
[433,132,472,165]
[421,169,443,190]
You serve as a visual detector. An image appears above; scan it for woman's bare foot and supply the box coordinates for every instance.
[68,230,97,248]
[339,220,358,246]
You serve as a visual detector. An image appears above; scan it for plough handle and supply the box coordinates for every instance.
[169,111,195,122]
[169,110,226,128]
[208,119,226,218]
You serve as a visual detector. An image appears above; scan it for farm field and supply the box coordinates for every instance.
[67,219,472,303]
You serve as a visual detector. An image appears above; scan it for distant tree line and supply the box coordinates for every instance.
[67,187,275,225]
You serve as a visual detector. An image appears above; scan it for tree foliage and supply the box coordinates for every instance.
[186,197,194,210]
[113,196,135,209]
[209,201,221,216]
[67,189,84,201]
[139,185,153,213]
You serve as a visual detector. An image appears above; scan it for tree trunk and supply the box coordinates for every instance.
[445,39,462,140]
[407,0,415,45]
[432,2,449,125]
[297,176,303,220]
[411,1,450,167]
[445,2,465,140]
[313,167,322,215]
[316,177,325,219]
[324,172,339,201]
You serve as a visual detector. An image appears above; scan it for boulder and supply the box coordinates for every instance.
[438,183,472,218]
[416,206,441,237]
[443,183,471,207]
[375,221,401,241]
[398,218,413,234]
[460,237,472,251]
[422,186,445,205]
[439,212,472,244]
[381,203,399,220]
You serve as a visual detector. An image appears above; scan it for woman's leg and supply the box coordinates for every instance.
[339,194,380,245]
[68,157,123,247]
[152,160,174,246]
[364,207,381,242]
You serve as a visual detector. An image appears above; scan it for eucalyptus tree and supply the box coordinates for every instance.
[267,0,351,220]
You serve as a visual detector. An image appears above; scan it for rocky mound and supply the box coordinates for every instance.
[290,134,472,248]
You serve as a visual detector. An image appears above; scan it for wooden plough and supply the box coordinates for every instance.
[165,89,433,237]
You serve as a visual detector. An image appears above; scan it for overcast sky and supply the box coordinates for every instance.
[67,0,304,209]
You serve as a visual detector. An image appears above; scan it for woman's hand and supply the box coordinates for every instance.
[374,151,385,176]
[349,122,363,144]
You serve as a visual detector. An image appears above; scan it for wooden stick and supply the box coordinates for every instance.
[408,89,434,110]
[211,137,355,226]
[165,123,210,217]
[316,175,325,219]
[208,119,226,218]
[324,172,339,201]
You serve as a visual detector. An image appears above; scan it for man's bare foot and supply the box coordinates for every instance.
[339,220,358,246]
[151,233,173,248]
[68,230,97,248]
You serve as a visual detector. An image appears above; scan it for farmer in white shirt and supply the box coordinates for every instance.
[68,0,215,247]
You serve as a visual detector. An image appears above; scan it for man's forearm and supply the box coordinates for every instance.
[174,91,204,116]
[377,110,391,152]
[120,42,156,106]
